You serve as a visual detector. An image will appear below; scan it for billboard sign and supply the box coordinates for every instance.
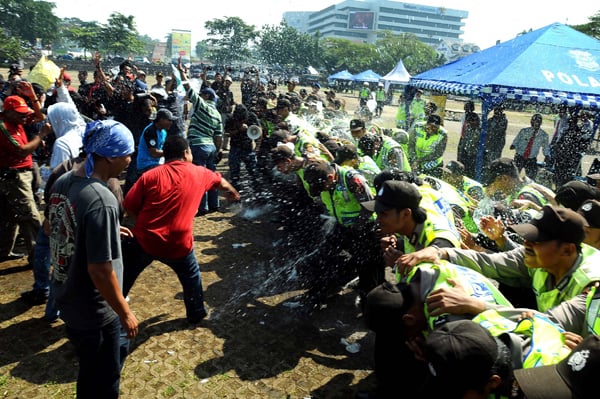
[171,29,192,59]
[348,11,375,30]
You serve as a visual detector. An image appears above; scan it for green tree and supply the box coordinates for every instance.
[62,19,102,60]
[0,0,59,46]
[138,34,159,59]
[374,31,444,75]
[100,12,143,57]
[194,40,210,62]
[257,22,318,68]
[0,26,25,62]
[320,38,378,74]
[204,17,258,64]
[572,10,600,39]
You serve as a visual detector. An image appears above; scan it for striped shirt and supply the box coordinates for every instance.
[186,87,223,146]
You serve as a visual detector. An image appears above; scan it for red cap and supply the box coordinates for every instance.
[62,72,72,81]
[3,96,33,114]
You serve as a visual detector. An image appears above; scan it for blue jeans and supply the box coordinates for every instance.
[32,227,50,293]
[190,143,219,211]
[122,238,206,321]
[228,146,258,189]
[66,317,129,399]
[31,226,60,320]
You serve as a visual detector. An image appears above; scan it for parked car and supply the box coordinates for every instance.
[206,70,216,80]
[108,56,126,65]
[133,56,150,65]
[190,65,203,78]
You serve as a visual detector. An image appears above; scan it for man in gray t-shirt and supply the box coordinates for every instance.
[48,120,138,399]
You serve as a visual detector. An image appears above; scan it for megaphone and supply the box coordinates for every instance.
[247,125,262,140]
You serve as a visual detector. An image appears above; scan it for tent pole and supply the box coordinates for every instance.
[476,99,491,182]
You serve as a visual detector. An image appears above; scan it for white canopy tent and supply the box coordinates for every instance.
[381,60,411,91]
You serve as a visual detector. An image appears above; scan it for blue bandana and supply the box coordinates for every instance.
[83,120,135,178]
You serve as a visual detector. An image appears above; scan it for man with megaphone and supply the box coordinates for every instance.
[225,104,261,193]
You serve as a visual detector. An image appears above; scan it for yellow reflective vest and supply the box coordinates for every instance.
[585,284,600,336]
[400,185,461,253]
[414,124,447,171]
[473,309,571,368]
[357,155,381,191]
[319,165,365,226]
[422,175,479,233]
[403,261,513,331]
[532,244,600,312]
[374,136,411,172]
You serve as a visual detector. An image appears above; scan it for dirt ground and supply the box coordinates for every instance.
[1,80,598,398]
[0,156,377,399]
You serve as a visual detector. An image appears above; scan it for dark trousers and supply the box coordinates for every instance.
[122,238,206,321]
[366,287,429,398]
[66,317,128,399]
[514,154,538,179]
[295,221,385,302]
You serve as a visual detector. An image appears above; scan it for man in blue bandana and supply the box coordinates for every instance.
[48,120,138,399]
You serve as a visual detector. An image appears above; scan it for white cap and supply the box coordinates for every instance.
[363,82,369,86]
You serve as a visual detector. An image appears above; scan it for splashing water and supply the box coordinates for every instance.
[472,196,495,228]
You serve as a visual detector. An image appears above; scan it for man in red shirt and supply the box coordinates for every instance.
[0,83,48,263]
[122,135,240,323]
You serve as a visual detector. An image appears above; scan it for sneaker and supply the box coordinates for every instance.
[0,252,25,262]
[20,289,49,305]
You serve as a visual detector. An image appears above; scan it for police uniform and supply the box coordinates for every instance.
[411,122,448,177]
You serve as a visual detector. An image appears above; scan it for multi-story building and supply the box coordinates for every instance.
[284,0,468,46]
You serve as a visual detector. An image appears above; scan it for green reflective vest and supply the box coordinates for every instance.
[396,103,407,128]
[375,89,386,101]
[319,165,364,226]
[531,245,600,312]
[403,261,513,331]
[359,87,370,100]
[422,175,479,233]
[261,119,275,138]
[414,124,447,171]
[357,155,381,191]
[410,98,426,122]
[401,185,461,253]
[473,309,571,368]
[374,136,411,172]
[585,284,600,336]
[296,168,313,199]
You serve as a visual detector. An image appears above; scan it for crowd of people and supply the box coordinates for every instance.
[2,53,600,398]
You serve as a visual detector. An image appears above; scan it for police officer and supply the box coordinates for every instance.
[408,114,448,178]
[299,160,385,306]
[374,82,386,117]
[363,260,512,398]
[485,157,549,213]
[359,133,411,173]
[399,205,600,312]
[442,160,484,201]
[333,143,381,191]
[362,179,460,271]
[358,82,371,108]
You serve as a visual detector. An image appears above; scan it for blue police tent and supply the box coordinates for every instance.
[352,69,382,83]
[408,23,600,178]
[328,70,354,81]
